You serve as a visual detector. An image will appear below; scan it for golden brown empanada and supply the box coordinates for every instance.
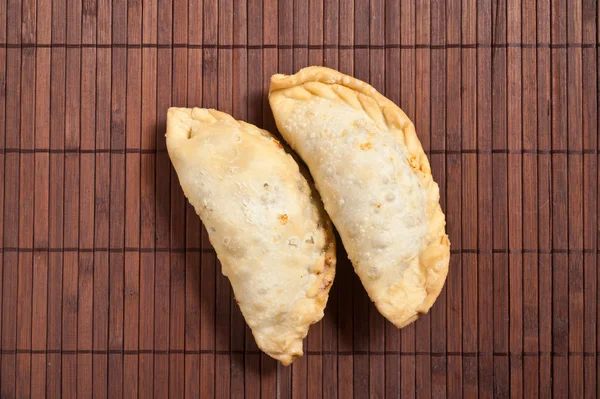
[166,107,336,365]
[269,67,449,328]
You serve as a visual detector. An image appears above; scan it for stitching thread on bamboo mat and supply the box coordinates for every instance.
[3,43,599,49]
[1,349,597,357]
[0,148,165,154]
[0,247,596,254]
[1,148,598,155]
[0,247,216,253]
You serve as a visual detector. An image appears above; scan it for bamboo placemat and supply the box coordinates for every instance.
[0,0,598,397]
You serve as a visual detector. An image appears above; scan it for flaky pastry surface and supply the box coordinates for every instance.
[166,107,336,364]
[269,66,449,328]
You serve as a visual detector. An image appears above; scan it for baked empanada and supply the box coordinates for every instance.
[166,107,336,365]
[269,67,449,328]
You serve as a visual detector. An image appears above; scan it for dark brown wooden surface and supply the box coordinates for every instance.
[0,0,598,397]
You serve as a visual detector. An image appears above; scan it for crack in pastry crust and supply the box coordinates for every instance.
[166,107,336,364]
[269,66,450,328]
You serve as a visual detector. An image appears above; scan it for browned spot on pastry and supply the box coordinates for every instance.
[408,155,419,171]
[360,142,373,150]
[278,214,288,225]
[373,202,382,208]
[272,138,283,149]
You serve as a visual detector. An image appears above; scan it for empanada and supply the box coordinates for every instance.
[269,67,449,328]
[166,107,336,365]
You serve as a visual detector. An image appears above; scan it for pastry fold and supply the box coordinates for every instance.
[269,67,449,328]
[166,107,336,364]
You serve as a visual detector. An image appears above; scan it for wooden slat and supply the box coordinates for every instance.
[278,0,293,77]
[2,0,22,396]
[477,1,493,397]
[399,0,418,396]
[567,2,584,399]
[93,0,112,397]
[17,0,36,394]
[414,2,431,397]
[462,0,478,397]
[78,0,97,397]
[581,2,597,399]
[507,0,524,397]
[430,0,447,396]
[0,0,5,386]
[63,0,82,396]
[154,0,173,395]
[48,0,67,396]
[31,0,51,395]
[139,0,157,395]
[17,0,35,394]
[522,0,539,397]
[551,0,569,397]
[492,0,510,397]
[108,1,126,397]
[384,1,401,396]
[536,0,553,397]
[185,1,203,397]
[170,0,187,398]
[123,0,143,397]
[446,0,463,396]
